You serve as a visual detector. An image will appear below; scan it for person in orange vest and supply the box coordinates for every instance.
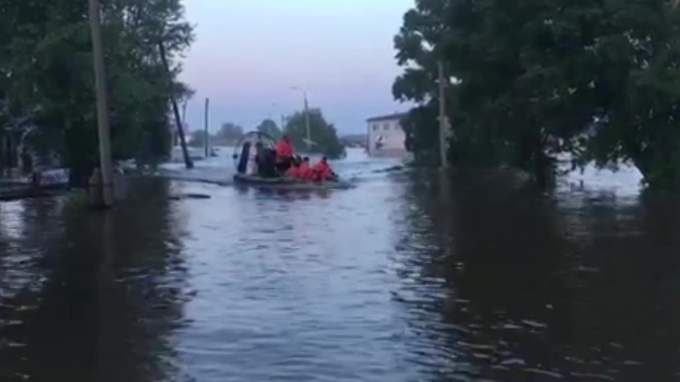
[285,158,301,178]
[297,157,314,180]
[312,156,337,181]
[275,135,294,174]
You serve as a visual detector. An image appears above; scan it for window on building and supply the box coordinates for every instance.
[383,123,390,131]
[372,124,379,131]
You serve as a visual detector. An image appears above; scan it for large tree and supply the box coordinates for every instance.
[1,0,193,184]
[256,118,282,140]
[394,0,680,189]
[284,109,345,159]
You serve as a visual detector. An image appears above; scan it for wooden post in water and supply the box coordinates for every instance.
[438,61,449,170]
[204,98,210,158]
[88,0,115,208]
[159,41,193,169]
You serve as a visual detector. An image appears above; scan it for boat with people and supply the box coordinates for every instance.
[232,132,352,190]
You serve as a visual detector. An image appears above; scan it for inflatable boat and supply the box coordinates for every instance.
[231,132,353,191]
[233,173,352,190]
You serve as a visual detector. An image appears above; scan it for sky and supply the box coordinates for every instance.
[180,0,414,135]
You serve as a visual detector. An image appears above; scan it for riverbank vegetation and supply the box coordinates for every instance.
[395,0,680,189]
[0,0,193,185]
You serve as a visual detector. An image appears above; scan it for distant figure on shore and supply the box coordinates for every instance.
[275,135,294,173]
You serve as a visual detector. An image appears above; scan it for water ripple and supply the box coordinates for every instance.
[1,151,680,380]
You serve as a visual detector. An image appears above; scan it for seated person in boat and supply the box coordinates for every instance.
[256,143,278,178]
[296,157,315,180]
[312,157,337,181]
[275,135,295,173]
[285,158,301,178]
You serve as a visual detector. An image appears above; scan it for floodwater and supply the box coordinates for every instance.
[1,149,680,381]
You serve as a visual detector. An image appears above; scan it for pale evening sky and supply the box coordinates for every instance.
[180,0,413,135]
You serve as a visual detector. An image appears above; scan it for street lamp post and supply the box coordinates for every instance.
[269,102,277,120]
[88,0,114,208]
[290,86,311,152]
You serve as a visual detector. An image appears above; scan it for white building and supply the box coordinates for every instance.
[366,112,408,157]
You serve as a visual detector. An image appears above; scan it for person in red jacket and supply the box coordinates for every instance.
[275,135,294,173]
[285,159,301,178]
[297,157,314,180]
[312,157,337,181]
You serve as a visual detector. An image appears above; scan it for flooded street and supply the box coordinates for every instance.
[1,149,680,381]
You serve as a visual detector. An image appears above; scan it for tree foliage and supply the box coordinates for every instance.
[0,0,194,184]
[284,109,345,159]
[256,118,282,140]
[394,0,680,189]
[214,122,244,145]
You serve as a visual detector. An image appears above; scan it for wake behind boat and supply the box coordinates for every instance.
[232,132,352,190]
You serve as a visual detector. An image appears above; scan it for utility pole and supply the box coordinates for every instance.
[303,94,311,152]
[178,101,188,147]
[281,114,286,131]
[204,98,210,158]
[269,102,277,120]
[159,41,193,169]
[291,86,311,151]
[88,0,114,208]
[438,61,449,170]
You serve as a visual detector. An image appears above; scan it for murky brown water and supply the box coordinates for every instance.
[1,150,679,381]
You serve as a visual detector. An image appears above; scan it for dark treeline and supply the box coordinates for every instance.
[0,0,193,184]
[395,0,680,189]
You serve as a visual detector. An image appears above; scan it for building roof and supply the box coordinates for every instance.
[366,112,408,123]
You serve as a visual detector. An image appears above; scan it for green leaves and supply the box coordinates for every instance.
[1,0,193,182]
[256,119,282,140]
[394,0,680,188]
[284,109,345,159]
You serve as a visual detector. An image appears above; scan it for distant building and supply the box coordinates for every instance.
[366,112,408,157]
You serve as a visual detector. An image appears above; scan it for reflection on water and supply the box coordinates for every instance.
[393,169,680,381]
[0,179,191,381]
[1,150,680,381]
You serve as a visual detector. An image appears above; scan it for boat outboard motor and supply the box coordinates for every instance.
[237,142,251,174]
